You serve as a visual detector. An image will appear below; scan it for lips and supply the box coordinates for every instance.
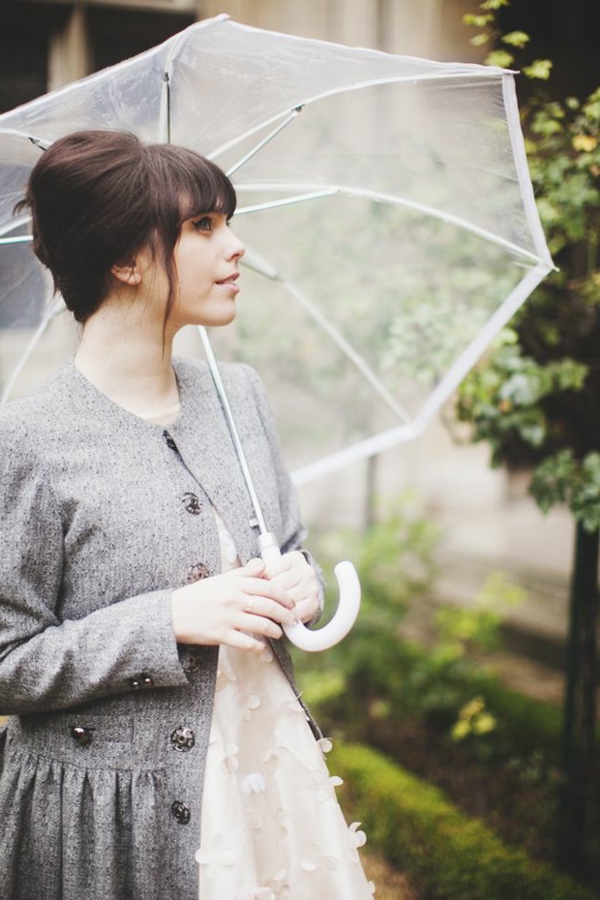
[215,272,240,285]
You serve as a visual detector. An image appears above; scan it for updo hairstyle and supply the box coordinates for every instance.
[15,130,237,323]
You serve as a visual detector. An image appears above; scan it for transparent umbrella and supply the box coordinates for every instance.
[0,15,553,648]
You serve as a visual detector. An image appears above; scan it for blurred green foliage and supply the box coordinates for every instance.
[457,2,600,532]
[300,501,528,747]
[299,504,599,883]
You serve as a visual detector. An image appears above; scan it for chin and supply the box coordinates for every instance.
[203,306,237,328]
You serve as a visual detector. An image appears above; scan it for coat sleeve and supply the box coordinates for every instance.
[0,417,189,716]
[241,365,325,621]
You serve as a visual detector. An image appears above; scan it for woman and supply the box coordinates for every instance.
[0,131,373,899]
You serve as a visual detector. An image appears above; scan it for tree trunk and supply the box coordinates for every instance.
[557,521,599,876]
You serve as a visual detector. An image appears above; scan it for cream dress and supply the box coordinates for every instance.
[196,510,375,900]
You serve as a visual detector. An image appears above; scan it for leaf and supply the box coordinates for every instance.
[481,0,509,8]
[462,13,494,26]
[572,134,598,153]
[522,59,553,80]
[552,359,588,391]
[485,49,514,68]
[519,423,546,447]
[471,32,493,47]
[474,712,497,734]
[501,31,530,48]
[452,720,470,741]
[529,450,575,513]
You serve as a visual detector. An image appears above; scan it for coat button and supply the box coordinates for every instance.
[182,492,201,515]
[171,801,191,824]
[186,562,210,584]
[171,726,195,752]
[182,646,204,675]
[71,725,94,747]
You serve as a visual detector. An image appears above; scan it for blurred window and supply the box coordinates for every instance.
[88,6,195,71]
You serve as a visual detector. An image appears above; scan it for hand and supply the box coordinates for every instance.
[262,551,321,625]
[171,558,296,653]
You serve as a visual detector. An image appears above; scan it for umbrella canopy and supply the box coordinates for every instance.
[0,14,553,485]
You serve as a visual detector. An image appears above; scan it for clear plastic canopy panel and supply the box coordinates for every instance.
[0,15,553,483]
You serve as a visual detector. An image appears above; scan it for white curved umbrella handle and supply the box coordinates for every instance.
[259,535,361,652]
[284,560,361,652]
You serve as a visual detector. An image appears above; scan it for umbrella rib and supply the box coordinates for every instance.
[225,108,303,177]
[0,212,33,241]
[502,75,554,269]
[235,181,548,266]
[207,70,506,165]
[242,248,412,425]
[291,420,426,487]
[0,235,32,245]
[235,189,337,215]
[414,262,552,428]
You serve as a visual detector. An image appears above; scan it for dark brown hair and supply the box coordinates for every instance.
[15,130,236,323]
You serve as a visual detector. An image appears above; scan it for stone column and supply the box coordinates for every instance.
[48,3,92,92]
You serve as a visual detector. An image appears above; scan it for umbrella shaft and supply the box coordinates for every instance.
[258,532,282,562]
[197,325,270,537]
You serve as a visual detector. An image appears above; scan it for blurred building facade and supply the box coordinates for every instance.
[0,0,484,113]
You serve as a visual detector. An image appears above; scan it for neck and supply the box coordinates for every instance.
[74,295,180,415]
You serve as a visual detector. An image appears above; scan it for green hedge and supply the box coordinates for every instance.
[331,742,597,900]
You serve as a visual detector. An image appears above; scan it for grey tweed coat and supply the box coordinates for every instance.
[0,358,320,900]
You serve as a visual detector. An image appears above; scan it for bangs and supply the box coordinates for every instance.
[177,164,237,222]
[146,144,237,241]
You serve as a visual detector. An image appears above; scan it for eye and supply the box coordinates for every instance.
[192,215,212,232]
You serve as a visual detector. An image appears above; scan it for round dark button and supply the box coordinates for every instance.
[142,674,153,687]
[182,493,201,515]
[171,726,195,752]
[71,725,94,747]
[182,647,204,675]
[186,562,210,584]
[171,801,191,824]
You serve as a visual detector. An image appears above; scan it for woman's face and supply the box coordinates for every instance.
[143,212,245,333]
[173,212,245,329]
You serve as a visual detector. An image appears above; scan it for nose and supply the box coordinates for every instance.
[225,226,245,262]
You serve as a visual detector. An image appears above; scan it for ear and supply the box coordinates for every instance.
[111,259,142,286]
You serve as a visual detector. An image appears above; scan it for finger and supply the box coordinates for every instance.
[293,597,318,623]
[224,629,268,653]
[270,569,310,600]
[238,613,284,640]
[242,596,296,625]
[242,577,296,608]
[262,555,295,578]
